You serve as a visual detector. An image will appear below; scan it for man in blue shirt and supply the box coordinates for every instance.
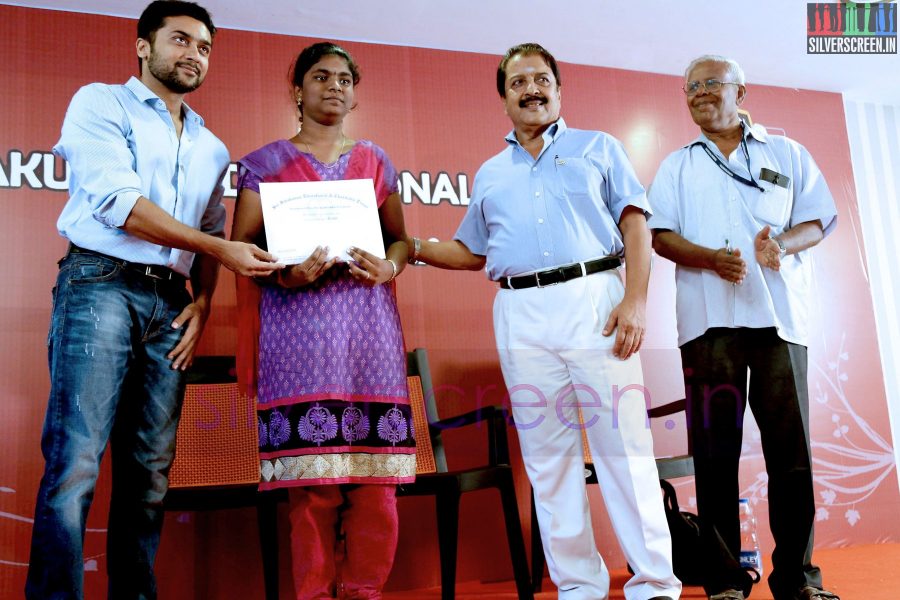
[407,43,680,600]
[26,2,279,598]
[649,55,838,600]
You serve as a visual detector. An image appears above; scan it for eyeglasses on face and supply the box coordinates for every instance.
[682,79,740,96]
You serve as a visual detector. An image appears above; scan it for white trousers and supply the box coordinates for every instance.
[493,271,681,600]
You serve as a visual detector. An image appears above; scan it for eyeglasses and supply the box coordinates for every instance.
[682,79,741,96]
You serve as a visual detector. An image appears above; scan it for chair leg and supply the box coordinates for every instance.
[435,490,461,600]
[257,497,280,600]
[498,472,534,600]
[530,488,546,593]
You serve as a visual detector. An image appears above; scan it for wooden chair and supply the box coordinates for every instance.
[164,356,286,600]
[530,399,694,591]
[400,348,534,600]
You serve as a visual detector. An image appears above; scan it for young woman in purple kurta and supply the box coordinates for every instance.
[231,42,414,599]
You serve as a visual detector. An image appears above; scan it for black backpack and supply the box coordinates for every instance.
[660,479,760,595]
[661,478,705,585]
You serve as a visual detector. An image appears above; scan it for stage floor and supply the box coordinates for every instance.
[384,543,895,599]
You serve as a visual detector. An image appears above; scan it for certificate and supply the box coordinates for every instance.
[259,178,385,264]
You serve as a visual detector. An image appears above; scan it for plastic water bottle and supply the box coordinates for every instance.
[739,498,763,576]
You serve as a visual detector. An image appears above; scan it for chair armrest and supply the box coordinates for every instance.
[429,405,512,467]
[430,404,505,430]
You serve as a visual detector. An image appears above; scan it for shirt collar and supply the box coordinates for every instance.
[125,76,205,127]
[685,119,768,150]
[504,116,567,147]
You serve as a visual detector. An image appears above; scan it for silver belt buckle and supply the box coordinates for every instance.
[535,267,564,288]
[144,265,164,280]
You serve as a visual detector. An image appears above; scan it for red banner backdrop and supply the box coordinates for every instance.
[1,5,896,597]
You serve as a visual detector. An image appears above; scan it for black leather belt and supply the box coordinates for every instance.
[68,244,186,282]
[499,257,621,290]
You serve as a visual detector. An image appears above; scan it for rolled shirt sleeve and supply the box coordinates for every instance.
[53,84,145,228]
[198,169,227,239]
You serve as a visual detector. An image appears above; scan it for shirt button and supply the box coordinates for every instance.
[538,218,544,224]
[532,167,537,172]
[543,251,550,257]
[535,191,541,197]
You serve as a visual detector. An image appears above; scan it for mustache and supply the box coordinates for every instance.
[176,61,201,76]
[519,94,547,107]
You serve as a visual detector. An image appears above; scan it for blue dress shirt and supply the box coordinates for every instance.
[54,77,229,277]
[454,118,650,281]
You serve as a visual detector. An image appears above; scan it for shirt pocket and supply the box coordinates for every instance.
[750,182,791,229]
[555,158,599,201]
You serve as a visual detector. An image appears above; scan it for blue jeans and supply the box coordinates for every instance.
[26,250,191,600]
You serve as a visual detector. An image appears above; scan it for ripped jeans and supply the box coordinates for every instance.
[26,250,190,600]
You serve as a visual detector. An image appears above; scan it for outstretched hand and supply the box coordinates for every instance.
[218,240,282,277]
[755,225,782,271]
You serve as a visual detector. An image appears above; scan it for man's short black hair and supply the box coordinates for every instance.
[138,0,216,41]
[496,43,561,97]
[136,1,216,71]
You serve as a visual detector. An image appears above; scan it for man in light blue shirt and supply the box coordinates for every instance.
[407,43,680,600]
[648,55,838,600]
[26,2,279,598]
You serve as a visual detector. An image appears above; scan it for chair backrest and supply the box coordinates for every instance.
[407,348,449,473]
[407,373,438,475]
[169,356,260,488]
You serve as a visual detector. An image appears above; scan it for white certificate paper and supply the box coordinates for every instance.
[259,178,385,264]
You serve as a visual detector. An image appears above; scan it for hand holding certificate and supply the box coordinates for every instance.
[259,178,385,264]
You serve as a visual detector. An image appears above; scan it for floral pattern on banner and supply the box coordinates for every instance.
[683,333,898,534]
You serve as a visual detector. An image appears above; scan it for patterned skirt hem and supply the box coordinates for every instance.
[260,446,417,460]
[259,475,416,489]
[259,452,416,486]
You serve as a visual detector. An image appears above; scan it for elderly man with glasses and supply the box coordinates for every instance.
[647,55,839,600]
